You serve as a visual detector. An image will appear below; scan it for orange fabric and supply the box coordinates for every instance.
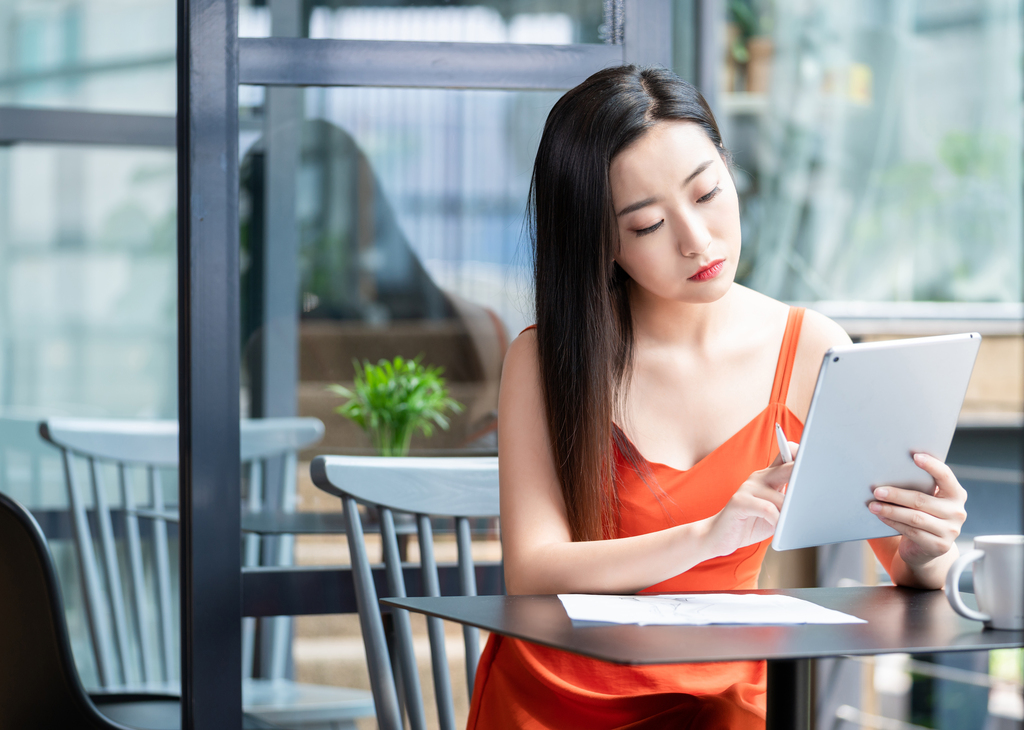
[467,308,807,730]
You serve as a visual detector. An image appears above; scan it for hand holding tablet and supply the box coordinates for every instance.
[772,332,980,552]
[867,451,968,576]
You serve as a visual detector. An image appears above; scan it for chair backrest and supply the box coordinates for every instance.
[0,491,130,729]
[310,454,500,730]
[39,416,324,691]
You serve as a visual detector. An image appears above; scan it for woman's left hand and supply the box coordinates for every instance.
[868,452,967,570]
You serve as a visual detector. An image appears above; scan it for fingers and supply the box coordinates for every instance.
[732,477,786,518]
[870,485,965,524]
[873,513,954,557]
[869,480,966,561]
[912,452,965,499]
[733,490,782,524]
[760,461,794,490]
[868,498,959,542]
[769,441,801,467]
[750,483,785,511]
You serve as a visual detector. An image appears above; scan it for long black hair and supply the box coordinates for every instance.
[529,65,729,542]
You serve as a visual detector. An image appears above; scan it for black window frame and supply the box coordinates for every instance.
[177,1,674,725]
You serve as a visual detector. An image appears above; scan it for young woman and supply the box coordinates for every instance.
[466,66,968,729]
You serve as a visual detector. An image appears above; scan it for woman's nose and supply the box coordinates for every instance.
[672,207,712,256]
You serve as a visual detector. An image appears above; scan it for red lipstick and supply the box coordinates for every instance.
[688,259,725,282]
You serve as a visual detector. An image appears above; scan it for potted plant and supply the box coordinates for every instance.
[727,0,773,94]
[329,355,464,457]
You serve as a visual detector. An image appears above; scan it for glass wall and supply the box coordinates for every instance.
[0,0,176,113]
[720,0,1022,305]
[713,4,1023,728]
[241,84,560,454]
[0,0,178,420]
[0,0,177,691]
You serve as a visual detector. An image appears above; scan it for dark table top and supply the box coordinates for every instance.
[383,587,1023,665]
[241,511,349,535]
[240,511,417,535]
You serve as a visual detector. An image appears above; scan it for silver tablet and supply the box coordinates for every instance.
[772,332,981,551]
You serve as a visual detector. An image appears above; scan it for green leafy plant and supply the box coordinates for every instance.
[728,0,758,62]
[328,355,464,457]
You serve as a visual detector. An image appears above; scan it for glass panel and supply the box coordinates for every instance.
[241,85,557,454]
[717,0,1022,304]
[240,83,537,721]
[239,0,612,44]
[0,144,177,419]
[0,140,178,689]
[712,4,1023,728]
[0,0,176,113]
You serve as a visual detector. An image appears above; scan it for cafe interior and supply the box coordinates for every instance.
[0,0,1021,728]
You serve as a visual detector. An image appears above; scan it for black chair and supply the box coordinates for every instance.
[0,491,280,730]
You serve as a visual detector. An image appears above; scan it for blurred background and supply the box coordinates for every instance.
[0,1,1021,728]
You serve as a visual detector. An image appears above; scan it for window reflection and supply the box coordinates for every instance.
[241,87,556,453]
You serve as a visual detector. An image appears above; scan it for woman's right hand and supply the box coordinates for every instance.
[702,443,798,558]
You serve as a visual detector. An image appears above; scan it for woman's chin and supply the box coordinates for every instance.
[679,276,734,303]
[630,273,736,306]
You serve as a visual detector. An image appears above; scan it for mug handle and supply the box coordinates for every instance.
[944,549,991,623]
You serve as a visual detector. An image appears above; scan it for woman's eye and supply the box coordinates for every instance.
[697,186,721,204]
[635,220,664,237]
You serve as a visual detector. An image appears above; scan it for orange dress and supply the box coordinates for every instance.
[467,307,807,730]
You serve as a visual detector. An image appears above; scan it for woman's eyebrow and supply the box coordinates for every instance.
[615,159,716,217]
[616,197,657,217]
[684,159,714,185]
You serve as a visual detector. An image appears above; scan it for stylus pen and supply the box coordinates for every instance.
[775,422,794,464]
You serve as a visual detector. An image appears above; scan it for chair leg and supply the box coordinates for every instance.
[382,610,407,725]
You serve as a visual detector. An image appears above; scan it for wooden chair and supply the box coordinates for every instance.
[39,416,374,729]
[0,490,281,730]
[310,454,500,730]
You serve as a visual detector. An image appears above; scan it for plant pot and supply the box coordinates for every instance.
[723,22,741,93]
[746,36,773,94]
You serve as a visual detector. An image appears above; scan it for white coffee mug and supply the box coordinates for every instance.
[944,535,1024,630]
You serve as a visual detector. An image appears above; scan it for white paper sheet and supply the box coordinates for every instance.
[557,593,866,626]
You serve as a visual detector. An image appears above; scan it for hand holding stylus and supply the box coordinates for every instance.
[703,426,799,559]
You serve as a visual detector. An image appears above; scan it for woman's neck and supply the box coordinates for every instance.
[629,283,741,349]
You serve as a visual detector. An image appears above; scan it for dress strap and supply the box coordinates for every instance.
[769,307,805,406]
[520,324,537,335]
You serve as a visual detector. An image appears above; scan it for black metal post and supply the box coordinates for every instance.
[177,0,241,725]
[767,658,812,730]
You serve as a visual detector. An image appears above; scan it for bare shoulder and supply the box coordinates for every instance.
[499,326,546,445]
[503,327,539,385]
[788,308,852,420]
[798,308,852,352]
